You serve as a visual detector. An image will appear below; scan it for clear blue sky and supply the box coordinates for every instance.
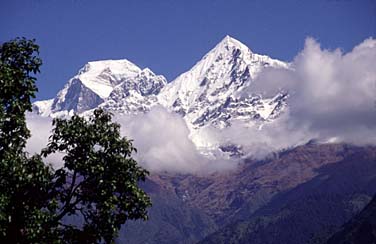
[1,0,375,100]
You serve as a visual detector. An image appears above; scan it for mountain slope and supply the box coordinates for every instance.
[326,195,376,244]
[115,144,376,243]
[199,145,376,244]
[117,179,217,244]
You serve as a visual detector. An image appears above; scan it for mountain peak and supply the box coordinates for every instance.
[221,35,233,43]
[34,36,288,133]
[78,59,141,77]
[216,35,253,53]
[158,36,288,132]
[141,67,156,76]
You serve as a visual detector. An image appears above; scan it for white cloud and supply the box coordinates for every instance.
[115,106,236,173]
[26,108,234,173]
[26,114,64,168]
[249,37,376,145]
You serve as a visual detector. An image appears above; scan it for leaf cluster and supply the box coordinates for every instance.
[0,38,151,243]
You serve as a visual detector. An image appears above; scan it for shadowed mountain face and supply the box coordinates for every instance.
[199,145,376,244]
[115,144,376,243]
[116,180,217,244]
[326,195,376,244]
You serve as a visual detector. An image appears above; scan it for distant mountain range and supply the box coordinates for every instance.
[33,36,289,157]
[32,36,376,243]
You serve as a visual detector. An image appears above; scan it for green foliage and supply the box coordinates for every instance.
[42,109,151,243]
[0,37,41,153]
[0,37,56,243]
[0,38,151,243]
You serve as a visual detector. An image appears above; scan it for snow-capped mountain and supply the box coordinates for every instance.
[33,35,289,156]
[34,59,167,117]
[159,35,288,129]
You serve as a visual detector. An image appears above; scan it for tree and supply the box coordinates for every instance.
[0,38,151,243]
[42,109,151,243]
[0,37,55,243]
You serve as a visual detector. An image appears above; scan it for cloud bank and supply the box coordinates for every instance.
[250,37,376,145]
[26,37,376,173]
[114,107,236,173]
[26,114,65,168]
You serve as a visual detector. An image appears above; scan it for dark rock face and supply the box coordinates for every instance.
[172,98,186,116]
[51,78,104,113]
[219,144,244,158]
[138,73,165,96]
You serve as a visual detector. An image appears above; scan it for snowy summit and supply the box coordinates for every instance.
[33,35,290,155]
